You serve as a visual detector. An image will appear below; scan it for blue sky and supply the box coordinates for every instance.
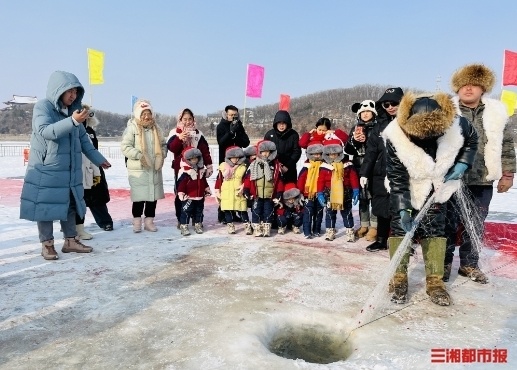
[1,0,516,116]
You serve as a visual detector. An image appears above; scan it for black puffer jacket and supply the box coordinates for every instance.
[359,111,392,218]
[264,111,301,183]
[344,119,376,170]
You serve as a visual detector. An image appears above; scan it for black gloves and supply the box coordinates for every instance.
[229,120,242,134]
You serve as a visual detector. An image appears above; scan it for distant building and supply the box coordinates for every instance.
[1,95,38,111]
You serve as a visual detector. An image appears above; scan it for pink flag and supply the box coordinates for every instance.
[279,94,290,111]
[246,64,265,98]
[503,50,517,86]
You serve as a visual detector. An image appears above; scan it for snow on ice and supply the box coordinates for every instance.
[1,143,516,369]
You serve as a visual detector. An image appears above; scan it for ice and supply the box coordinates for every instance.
[0,143,516,368]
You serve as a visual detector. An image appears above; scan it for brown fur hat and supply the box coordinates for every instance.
[450,64,496,93]
[397,92,455,139]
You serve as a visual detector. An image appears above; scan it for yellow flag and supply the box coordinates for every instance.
[87,48,104,85]
[501,90,517,116]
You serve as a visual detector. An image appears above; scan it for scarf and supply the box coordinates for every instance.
[176,109,197,147]
[249,158,273,182]
[309,131,326,143]
[329,162,344,210]
[137,118,164,171]
[305,160,322,199]
[222,162,239,180]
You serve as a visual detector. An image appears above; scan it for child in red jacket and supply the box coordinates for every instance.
[276,183,304,234]
[297,142,325,239]
[318,139,360,241]
[176,147,211,236]
[243,140,284,237]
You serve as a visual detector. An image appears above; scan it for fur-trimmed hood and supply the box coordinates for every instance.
[397,92,456,139]
[243,145,257,157]
[383,115,464,210]
[181,147,204,169]
[306,142,324,161]
[224,146,245,166]
[256,140,277,161]
[322,139,344,163]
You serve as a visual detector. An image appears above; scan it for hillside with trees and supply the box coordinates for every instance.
[1,84,515,140]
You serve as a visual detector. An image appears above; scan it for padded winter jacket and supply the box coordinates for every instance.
[20,71,106,221]
[121,119,167,202]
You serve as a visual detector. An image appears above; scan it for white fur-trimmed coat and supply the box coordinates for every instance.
[383,117,475,210]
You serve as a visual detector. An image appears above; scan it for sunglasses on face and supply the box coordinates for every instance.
[382,101,399,109]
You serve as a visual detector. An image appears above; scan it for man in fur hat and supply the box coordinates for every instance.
[383,92,478,306]
[444,64,515,284]
[444,64,516,283]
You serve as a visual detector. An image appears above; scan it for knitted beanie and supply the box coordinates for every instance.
[133,99,153,119]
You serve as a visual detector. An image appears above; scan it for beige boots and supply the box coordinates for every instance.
[244,222,253,235]
[144,217,157,232]
[345,228,355,242]
[41,238,92,260]
[41,240,59,260]
[133,217,157,232]
[62,237,93,253]
[76,224,93,240]
[180,224,191,236]
[227,223,236,234]
[133,217,142,233]
[324,228,336,241]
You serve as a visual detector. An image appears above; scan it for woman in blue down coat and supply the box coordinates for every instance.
[20,71,111,261]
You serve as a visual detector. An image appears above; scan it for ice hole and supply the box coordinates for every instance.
[267,324,353,364]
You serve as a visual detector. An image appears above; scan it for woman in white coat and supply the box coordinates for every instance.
[121,99,167,232]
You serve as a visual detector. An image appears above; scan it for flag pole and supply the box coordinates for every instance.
[86,48,92,106]
[502,49,506,92]
[243,64,248,126]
